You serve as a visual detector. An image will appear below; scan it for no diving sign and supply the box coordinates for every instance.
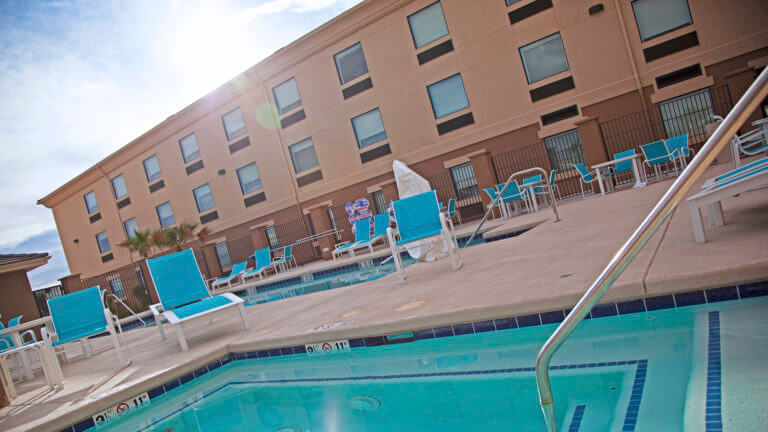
[93,392,150,427]
[305,339,351,355]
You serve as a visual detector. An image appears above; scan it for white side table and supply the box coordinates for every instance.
[0,341,63,400]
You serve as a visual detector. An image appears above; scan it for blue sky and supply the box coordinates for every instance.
[0,0,361,289]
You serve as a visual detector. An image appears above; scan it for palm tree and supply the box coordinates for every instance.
[165,222,200,251]
[118,229,153,259]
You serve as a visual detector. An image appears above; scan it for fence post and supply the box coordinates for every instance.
[469,151,498,213]
[308,206,335,260]
[575,117,608,165]
[58,273,84,294]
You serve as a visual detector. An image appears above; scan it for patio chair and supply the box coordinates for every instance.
[573,163,599,197]
[349,213,391,255]
[702,156,768,189]
[273,245,296,272]
[42,286,129,363]
[609,149,638,187]
[210,261,246,292]
[640,140,679,180]
[147,249,248,351]
[446,198,462,225]
[734,128,768,157]
[665,134,695,168]
[484,188,505,219]
[0,317,37,351]
[386,190,462,283]
[332,217,372,260]
[534,169,561,202]
[687,164,768,243]
[496,180,530,215]
[242,248,278,281]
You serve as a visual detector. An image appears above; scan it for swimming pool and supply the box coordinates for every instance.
[95,293,768,431]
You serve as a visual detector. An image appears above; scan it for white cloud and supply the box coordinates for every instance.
[239,0,360,23]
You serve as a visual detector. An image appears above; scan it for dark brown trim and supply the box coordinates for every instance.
[148,179,165,193]
[89,212,102,223]
[529,76,575,102]
[437,112,475,135]
[296,170,323,187]
[100,253,114,263]
[508,0,553,25]
[643,31,699,62]
[655,64,702,89]
[360,143,392,163]
[417,39,454,65]
[228,136,250,154]
[541,105,579,126]
[199,210,219,224]
[185,159,204,175]
[244,192,267,208]
[280,109,306,128]
[342,77,373,100]
[116,197,131,209]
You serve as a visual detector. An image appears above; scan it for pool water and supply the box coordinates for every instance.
[100,296,768,431]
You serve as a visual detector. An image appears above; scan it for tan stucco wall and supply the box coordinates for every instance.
[0,270,41,326]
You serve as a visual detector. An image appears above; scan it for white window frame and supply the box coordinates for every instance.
[143,155,162,182]
[272,78,302,115]
[351,108,387,149]
[96,231,110,253]
[631,0,693,42]
[334,42,369,85]
[123,217,139,239]
[156,202,175,227]
[111,175,128,200]
[407,1,450,49]
[222,107,246,142]
[427,73,470,119]
[84,191,99,214]
[179,133,201,163]
[289,138,319,174]
[237,162,263,195]
[519,32,570,84]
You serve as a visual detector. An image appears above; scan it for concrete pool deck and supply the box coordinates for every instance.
[2,160,767,432]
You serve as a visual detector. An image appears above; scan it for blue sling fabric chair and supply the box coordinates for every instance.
[243,248,278,281]
[211,261,247,292]
[332,217,372,260]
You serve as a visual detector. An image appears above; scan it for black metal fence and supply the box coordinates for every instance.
[599,85,733,157]
[427,169,484,222]
[194,248,212,280]
[33,285,65,317]
[273,217,323,265]
[82,262,154,318]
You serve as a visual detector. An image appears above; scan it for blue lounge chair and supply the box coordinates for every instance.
[243,248,278,281]
[446,198,462,225]
[534,169,560,201]
[496,181,529,215]
[641,140,679,179]
[147,249,248,351]
[687,164,768,243]
[42,286,129,363]
[0,316,37,353]
[273,245,295,271]
[665,134,694,167]
[332,217,372,260]
[573,163,600,197]
[484,187,505,218]
[387,190,461,283]
[350,213,391,255]
[702,156,768,189]
[211,261,247,292]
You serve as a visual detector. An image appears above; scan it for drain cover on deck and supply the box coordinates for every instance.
[396,300,426,311]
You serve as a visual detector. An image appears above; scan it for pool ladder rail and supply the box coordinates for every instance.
[534,68,768,432]
[106,292,148,328]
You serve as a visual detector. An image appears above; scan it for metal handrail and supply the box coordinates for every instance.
[535,68,768,432]
[106,293,147,327]
[462,167,561,248]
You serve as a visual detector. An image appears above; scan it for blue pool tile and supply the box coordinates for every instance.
[472,320,496,333]
[517,314,541,327]
[363,336,387,346]
[163,378,181,392]
[280,347,294,356]
[675,290,706,307]
[540,310,565,324]
[413,329,435,340]
[433,326,454,338]
[590,303,618,318]
[617,299,646,315]
[147,385,165,399]
[59,428,74,432]
[244,351,259,359]
[267,348,282,357]
[178,372,195,385]
[292,345,307,354]
[737,281,768,298]
[568,404,586,431]
[493,317,517,330]
[233,352,247,360]
[72,417,95,432]
[220,355,233,365]
[257,350,270,358]
[349,338,365,348]
[192,366,208,378]
[705,286,738,303]
[644,294,675,311]
[452,323,474,335]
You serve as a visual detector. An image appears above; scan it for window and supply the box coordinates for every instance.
[544,129,585,173]
[327,208,341,241]
[659,88,714,138]
[632,0,692,42]
[96,231,110,253]
[143,155,162,182]
[156,202,175,227]
[237,163,262,195]
[427,74,470,119]
[289,138,319,174]
[215,242,231,271]
[334,43,368,84]
[273,78,302,115]
[108,277,125,298]
[371,190,387,214]
[265,226,279,249]
[84,191,98,214]
[450,162,479,200]
[123,218,139,239]
[179,133,200,163]
[519,33,569,84]
[505,0,522,5]
[351,108,387,148]
[222,108,246,141]
[193,184,215,213]
[111,175,128,200]
[408,1,449,48]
